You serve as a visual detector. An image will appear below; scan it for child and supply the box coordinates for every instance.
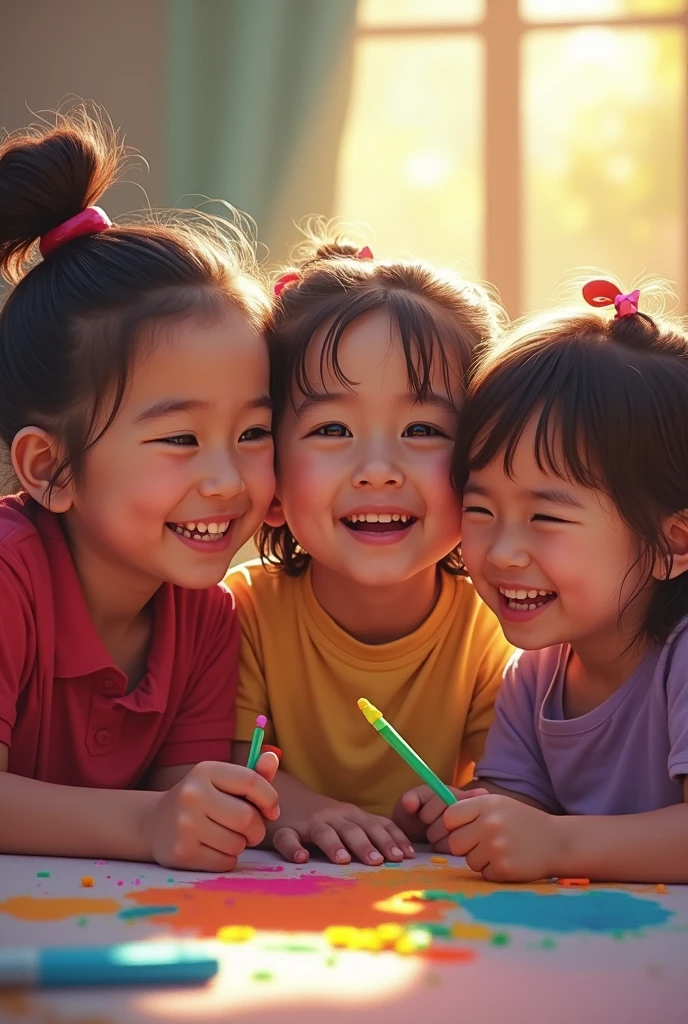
[405,279,688,883]
[227,237,513,867]
[0,106,280,870]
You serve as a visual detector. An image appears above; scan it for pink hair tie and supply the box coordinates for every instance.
[274,271,300,297]
[356,246,374,260]
[39,206,112,258]
[582,279,640,319]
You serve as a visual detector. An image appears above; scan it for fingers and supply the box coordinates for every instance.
[443,794,486,832]
[363,822,407,862]
[387,822,415,858]
[418,794,451,827]
[309,821,357,864]
[253,750,280,783]
[272,826,311,864]
[426,815,450,847]
[400,785,434,815]
[446,818,484,859]
[192,846,241,873]
[197,817,248,860]
[204,790,267,848]
[205,761,281,821]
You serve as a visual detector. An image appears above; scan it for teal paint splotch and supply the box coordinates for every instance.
[422,889,673,935]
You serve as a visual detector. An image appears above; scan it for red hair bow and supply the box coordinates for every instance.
[582,279,640,319]
[273,246,374,297]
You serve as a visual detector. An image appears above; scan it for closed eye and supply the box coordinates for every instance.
[310,423,352,438]
[462,505,493,516]
[528,516,573,524]
[403,423,446,438]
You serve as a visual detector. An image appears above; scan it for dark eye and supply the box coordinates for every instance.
[312,423,352,437]
[161,434,197,446]
[462,505,492,516]
[403,423,443,438]
[239,427,272,443]
[532,514,570,524]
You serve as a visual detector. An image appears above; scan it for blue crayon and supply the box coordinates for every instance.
[0,942,218,988]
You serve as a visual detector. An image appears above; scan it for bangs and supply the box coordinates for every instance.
[292,288,470,405]
[458,320,683,509]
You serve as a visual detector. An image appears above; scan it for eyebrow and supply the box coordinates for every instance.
[295,391,457,416]
[464,482,585,509]
[135,395,272,423]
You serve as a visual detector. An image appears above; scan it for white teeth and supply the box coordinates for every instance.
[183,530,191,538]
[170,520,231,542]
[527,590,538,599]
[208,523,219,534]
[197,522,207,533]
[186,523,196,532]
[346,512,413,524]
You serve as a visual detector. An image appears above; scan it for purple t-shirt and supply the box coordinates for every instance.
[475,619,688,814]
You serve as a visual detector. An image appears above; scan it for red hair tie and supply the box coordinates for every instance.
[273,247,374,297]
[39,206,112,257]
[582,279,640,319]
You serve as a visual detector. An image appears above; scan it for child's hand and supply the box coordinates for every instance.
[270,798,415,866]
[393,785,489,850]
[443,793,562,882]
[142,756,281,872]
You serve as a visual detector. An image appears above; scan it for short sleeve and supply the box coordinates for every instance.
[460,610,514,766]
[231,572,272,743]
[666,626,688,783]
[153,586,238,768]
[0,558,36,748]
[475,649,561,812]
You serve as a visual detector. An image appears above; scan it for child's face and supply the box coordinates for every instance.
[65,306,275,592]
[460,413,647,653]
[273,307,463,587]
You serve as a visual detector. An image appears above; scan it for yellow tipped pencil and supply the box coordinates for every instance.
[358,698,457,806]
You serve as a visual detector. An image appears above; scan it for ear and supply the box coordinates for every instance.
[11,427,74,513]
[263,494,286,528]
[655,514,688,581]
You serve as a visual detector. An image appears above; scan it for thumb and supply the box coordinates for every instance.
[253,750,280,783]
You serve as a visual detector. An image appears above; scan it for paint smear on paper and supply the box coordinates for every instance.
[0,895,120,922]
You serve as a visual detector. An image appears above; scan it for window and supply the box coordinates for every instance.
[336,0,687,315]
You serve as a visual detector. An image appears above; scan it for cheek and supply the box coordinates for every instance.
[242,450,277,505]
[278,448,336,504]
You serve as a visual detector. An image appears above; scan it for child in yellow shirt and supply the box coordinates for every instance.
[227,238,513,867]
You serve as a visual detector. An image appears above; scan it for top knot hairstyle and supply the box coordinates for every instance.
[258,230,506,575]
[453,282,688,644]
[0,103,271,495]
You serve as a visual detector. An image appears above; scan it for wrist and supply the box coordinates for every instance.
[545,813,578,878]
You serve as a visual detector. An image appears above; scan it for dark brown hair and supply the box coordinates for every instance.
[257,235,505,575]
[453,303,688,644]
[0,104,271,496]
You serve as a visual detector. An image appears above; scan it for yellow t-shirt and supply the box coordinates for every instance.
[226,560,514,817]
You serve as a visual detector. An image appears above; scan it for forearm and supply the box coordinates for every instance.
[0,772,157,861]
[553,805,688,883]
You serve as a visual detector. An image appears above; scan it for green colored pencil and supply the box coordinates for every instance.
[358,698,457,806]
[246,715,267,770]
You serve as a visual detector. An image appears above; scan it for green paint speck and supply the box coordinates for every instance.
[384,861,402,867]
[424,924,453,938]
[77,918,87,926]
[611,930,626,941]
[325,955,337,967]
[167,877,175,883]
[37,871,50,878]
[491,932,510,946]
[252,971,273,982]
[540,938,556,950]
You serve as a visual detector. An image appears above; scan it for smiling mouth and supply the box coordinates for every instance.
[342,513,417,534]
[166,520,231,542]
[498,587,557,612]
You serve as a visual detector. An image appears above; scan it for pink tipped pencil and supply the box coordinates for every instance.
[247,715,267,770]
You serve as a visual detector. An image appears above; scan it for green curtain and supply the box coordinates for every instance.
[166,0,358,263]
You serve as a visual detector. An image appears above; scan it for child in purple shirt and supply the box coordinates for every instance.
[396,278,688,884]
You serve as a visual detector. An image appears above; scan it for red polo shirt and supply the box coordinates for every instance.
[0,495,237,788]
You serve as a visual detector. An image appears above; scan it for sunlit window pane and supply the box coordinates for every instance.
[336,37,483,274]
[524,27,685,311]
[359,0,485,28]
[521,0,686,22]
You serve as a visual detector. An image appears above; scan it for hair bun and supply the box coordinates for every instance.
[0,104,124,283]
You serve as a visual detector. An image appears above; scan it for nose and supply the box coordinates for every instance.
[197,449,246,500]
[352,444,404,489]
[486,525,530,571]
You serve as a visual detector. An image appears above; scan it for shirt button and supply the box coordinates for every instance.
[102,678,116,692]
[95,729,110,747]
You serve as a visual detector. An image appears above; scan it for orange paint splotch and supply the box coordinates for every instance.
[123,863,557,939]
[0,895,120,922]
[419,946,477,964]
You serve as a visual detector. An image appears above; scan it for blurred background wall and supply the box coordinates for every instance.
[2,0,685,319]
